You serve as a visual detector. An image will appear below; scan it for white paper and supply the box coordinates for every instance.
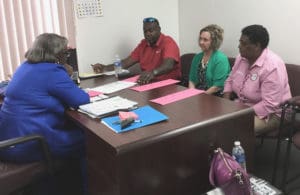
[91,81,136,94]
[79,96,138,117]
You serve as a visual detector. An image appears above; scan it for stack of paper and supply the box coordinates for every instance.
[79,71,115,78]
[91,81,136,94]
[78,96,138,118]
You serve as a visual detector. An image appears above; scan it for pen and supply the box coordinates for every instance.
[120,118,135,129]
[112,119,142,125]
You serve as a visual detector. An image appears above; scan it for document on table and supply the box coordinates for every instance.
[90,81,137,94]
[122,75,140,82]
[78,96,138,118]
[79,71,115,78]
[130,79,180,92]
[150,88,204,105]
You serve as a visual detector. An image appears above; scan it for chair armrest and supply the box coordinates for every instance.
[0,134,54,174]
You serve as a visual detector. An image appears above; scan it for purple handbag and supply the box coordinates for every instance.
[209,148,251,195]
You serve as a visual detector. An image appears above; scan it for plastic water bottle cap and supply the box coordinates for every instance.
[234,141,241,146]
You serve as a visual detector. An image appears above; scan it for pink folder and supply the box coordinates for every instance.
[88,90,103,97]
[131,79,180,92]
[150,88,204,105]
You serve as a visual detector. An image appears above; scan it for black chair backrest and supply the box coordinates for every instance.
[286,63,300,97]
[66,48,78,71]
[180,53,195,87]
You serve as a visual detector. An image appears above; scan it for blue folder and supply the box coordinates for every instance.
[101,105,168,133]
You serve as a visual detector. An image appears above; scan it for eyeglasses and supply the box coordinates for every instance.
[143,17,158,23]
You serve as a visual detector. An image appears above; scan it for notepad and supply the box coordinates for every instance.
[78,96,138,118]
[101,105,168,133]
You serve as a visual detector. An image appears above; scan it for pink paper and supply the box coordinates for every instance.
[131,79,180,92]
[88,90,102,97]
[123,75,139,82]
[150,88,204,105]
[118,111,138,120]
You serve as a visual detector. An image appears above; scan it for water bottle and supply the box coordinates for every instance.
[232,141,247,171]
[114,54,122,77]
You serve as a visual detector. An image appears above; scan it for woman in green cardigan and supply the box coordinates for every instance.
[189,24,230,96]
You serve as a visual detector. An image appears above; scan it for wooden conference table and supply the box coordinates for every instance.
[66,76,255,195]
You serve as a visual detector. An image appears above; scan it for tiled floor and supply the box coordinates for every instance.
[253,138,300,195]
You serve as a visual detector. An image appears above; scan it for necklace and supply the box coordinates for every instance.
[201,57,209,69]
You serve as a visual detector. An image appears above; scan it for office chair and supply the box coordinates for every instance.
[179,53,195,87]
[272,103,300,194]
[66,48,78,71]
[0,134,53,195]
[256,63,300,148]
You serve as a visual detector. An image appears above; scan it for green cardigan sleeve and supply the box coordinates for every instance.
[206,51,230,89]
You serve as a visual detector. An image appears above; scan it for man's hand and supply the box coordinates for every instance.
[91,63,105,73]
[137,71,155,85]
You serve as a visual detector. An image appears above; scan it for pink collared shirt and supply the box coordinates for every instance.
[224,48,291,119]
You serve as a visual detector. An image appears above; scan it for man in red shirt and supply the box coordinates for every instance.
[92,17,181,85]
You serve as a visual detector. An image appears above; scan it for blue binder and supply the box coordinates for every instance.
[101,105,168,133]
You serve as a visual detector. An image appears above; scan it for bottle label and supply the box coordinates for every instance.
[235,154,245,163]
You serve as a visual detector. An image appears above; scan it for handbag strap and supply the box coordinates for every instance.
[209,149,218,186]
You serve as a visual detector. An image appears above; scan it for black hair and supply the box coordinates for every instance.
[241,25,269,49]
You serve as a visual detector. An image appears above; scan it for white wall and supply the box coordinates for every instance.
[76,0,300,68]
[179,0,300,64]
[75,0,179,74]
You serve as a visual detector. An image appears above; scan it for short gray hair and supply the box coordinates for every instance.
[200,24,224,51]
[25,33,68,63]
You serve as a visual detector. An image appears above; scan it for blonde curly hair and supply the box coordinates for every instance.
[200,24,224,51]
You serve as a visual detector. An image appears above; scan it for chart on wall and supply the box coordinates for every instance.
[76,0,103,18]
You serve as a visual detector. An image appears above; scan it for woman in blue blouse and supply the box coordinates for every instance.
[189,24,230,96]
[0,33,90,193]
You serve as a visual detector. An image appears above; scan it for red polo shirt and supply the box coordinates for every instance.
[130,33,181,81]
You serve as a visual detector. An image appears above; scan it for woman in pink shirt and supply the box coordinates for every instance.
[223,25,291,135]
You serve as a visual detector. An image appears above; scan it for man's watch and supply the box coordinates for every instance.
[152,69,159,76]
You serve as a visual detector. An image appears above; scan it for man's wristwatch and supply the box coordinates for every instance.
[152,69,159,76]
